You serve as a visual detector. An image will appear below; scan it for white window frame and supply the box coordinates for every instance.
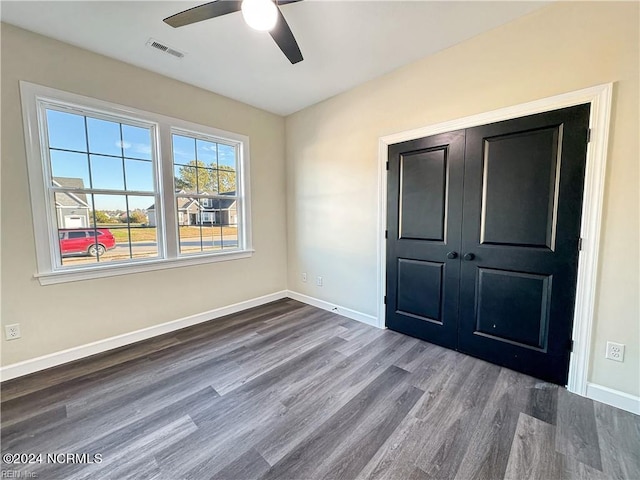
[170,127,247,256]
[42,102,165,269]
[20,81,253,285]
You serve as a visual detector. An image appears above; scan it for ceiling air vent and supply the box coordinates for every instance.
[146,38,185,59]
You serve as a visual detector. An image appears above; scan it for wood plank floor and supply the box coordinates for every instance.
[1,299,638,479]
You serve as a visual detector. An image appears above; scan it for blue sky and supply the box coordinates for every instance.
[47,109,236,210]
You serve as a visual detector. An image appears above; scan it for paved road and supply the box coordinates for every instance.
[112,239,238,256]
[116,240,237,248]
[63,238,238,265]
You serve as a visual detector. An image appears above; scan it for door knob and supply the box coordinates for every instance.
[463,253,475,261]
[447,251,458,259]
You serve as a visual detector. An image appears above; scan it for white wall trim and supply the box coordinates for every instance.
[0,290,288,382]
[586,383,640,415]
[34,250,255,286]
[0,290,381,382]
[287,290,380,328]
[377,83,614,395]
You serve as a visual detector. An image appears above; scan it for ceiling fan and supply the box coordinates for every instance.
[164,0,304,64]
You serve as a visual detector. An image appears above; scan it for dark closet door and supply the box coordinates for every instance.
[458,104,590,384]
[386,104,590,385]
[386,131,465,348]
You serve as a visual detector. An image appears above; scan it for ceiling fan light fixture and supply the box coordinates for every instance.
[241,0,278,31]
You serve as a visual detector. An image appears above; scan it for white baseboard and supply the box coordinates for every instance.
[586,382,640,415]
[286,290,381,328]
[4,289,637,416]
[0,290,288,382]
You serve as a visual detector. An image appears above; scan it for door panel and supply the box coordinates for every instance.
[474,267,552,350]
[399,148,447,241]
[386,131,465,348]
[396,258,444,323]
[458,104,590,384]
[480,127,561,249]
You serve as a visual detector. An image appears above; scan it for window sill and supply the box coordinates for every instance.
[34,250,255,285]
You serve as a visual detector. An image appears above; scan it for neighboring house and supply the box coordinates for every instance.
[147,205,156,226]
[147,191,237,226]
[148,196,200,227]
[200,192,238,226]
[53,177,91,229]
[177,197,201,226]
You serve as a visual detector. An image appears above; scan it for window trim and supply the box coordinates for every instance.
[20,81,253,285]
[42,101,165,269]
[169,126,247,257]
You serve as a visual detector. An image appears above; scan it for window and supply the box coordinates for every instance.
[21,82,252,284]
[172,133,240,254]
[45,107,159,267]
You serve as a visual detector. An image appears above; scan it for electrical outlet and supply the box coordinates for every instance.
[316,276,323,287]
[605,341,625,362]
[301,272,307,283]
[5,324,21,340]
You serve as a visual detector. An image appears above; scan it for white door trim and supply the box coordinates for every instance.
[376,83,613,395]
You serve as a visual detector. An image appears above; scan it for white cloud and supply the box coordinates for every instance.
[132,143,152,155]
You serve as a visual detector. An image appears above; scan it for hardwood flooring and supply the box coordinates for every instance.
[1,299,638,479]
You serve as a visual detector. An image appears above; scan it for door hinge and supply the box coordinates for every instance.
[384,295,387,305]
[586,129,592,143]
[569,339,574,352]
[578,237,584,251]
[386,161,389,171]
[385,230,388,239]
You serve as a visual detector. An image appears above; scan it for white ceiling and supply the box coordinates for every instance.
[1,1,547,116]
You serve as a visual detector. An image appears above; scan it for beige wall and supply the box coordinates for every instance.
[1,24,288,365]
[285,2,639,396]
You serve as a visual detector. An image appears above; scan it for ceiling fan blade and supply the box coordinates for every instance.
[277,0,304,5]
[164,1,242,28]
[269,8,303,64]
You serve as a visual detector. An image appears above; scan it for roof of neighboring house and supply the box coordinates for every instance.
[202,191,236,211]
[182,199,200,212]
[53,177,89,207]
[206,198,236,210]
[147,197,199,211]
[149,191,237,211]
[149,190,198,211]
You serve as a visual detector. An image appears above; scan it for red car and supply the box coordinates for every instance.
[59,229,117,257]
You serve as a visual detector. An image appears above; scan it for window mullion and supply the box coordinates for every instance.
[158,122,179,259]
[237,142,251,251]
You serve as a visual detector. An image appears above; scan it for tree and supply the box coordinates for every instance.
[217,165,237,194]
[129,210,148,224]
[175,160,214,192]
[175,160,236,194]
[94,210,112,224]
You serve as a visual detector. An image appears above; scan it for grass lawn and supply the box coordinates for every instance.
[104,225,238,243]
[107,227,157,242]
